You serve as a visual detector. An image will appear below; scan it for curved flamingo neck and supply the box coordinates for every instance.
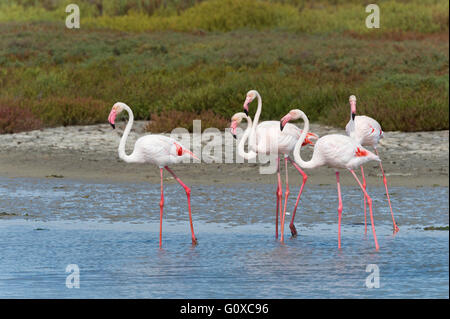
[118,104,137,163]
[237,116,257,160]
[293,113,319,169]
[248,91,262,149]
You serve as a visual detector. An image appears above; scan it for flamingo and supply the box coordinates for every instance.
[108,102,198,248]
[280,109,381,250]
[232,90,317,242]
[345,95,399,233]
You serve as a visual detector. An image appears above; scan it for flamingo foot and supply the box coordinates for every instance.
[393,224,400,233]
[290,223,298,237]
[191,237,198,246]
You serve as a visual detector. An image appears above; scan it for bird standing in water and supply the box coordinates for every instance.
[281,109,381,250]
[108,102,198,248]
[345,95,399,233]
[231,91,317,242]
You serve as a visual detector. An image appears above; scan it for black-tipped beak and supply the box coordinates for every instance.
[351,113,356,121]
[280,122,284,131]
[110,123,115,129]
[232,134,237,140]
[244,109,248,116]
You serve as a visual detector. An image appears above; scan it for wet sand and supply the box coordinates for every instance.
[0,121,448,187]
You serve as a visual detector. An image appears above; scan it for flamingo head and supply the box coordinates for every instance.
[280,109,303,131]
[243,90,257,116]
[349,95,357,120]
[230,112,247,139]
[280,109,317,145]
[108,102,126,129]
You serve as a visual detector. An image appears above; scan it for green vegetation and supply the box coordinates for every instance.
[424,226,449,231]
[1,0,448,34]
[0,0,448,133]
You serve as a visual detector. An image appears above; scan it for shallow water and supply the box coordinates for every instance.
[0,177,448,298]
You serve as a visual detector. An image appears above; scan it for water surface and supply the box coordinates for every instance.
[0,177,448,298]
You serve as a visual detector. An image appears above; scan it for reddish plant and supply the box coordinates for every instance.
[0,101,43,134]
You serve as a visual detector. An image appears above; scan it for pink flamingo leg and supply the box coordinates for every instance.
[159,168,164,249]
[361,166,367,234]
[164,166,197,245]
[275,156,282,239]
[349,169,380,250]
[375,149,399,233]
[288,157,308,237]
[335,171,343,249]
[280,157,290,242]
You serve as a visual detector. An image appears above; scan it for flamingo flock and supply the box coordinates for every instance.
[108,91,398,250]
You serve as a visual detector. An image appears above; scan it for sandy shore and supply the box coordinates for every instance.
[0,121,448,187]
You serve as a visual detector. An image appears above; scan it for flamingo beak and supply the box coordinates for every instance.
[280,114,292,131]
[243,96,252,116]
[230,120,238,139]
[108,109,117,129]
[350,100,356,120]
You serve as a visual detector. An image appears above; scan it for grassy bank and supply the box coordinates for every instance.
[0,0,448,133]
[1,0,448,34]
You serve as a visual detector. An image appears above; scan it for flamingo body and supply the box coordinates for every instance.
[346,115,383,147]
[312,134,379,170]
[252,121,311,155]
[131,135,192,167]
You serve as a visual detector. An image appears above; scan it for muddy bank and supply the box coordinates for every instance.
[0,121,448,187]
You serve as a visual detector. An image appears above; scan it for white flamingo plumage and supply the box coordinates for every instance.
[280,109,381,250]
[345,95,399,233]
[108,102,198,248]
[230,90,317,242]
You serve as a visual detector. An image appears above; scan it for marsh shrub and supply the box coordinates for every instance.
[32,97,109,126]
[174,0,298,31]
[0,100,43,133]
[1,0,448,34]
[0,1,448,133]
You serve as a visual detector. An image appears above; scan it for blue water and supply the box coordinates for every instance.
[0,177,448,298]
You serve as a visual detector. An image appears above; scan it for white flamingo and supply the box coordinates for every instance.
[280,109,381,250]
[108,102,198,248]
[231,90,317,242]
[345,95,399,233]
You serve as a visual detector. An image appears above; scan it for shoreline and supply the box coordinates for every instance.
[0,122,448,187]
